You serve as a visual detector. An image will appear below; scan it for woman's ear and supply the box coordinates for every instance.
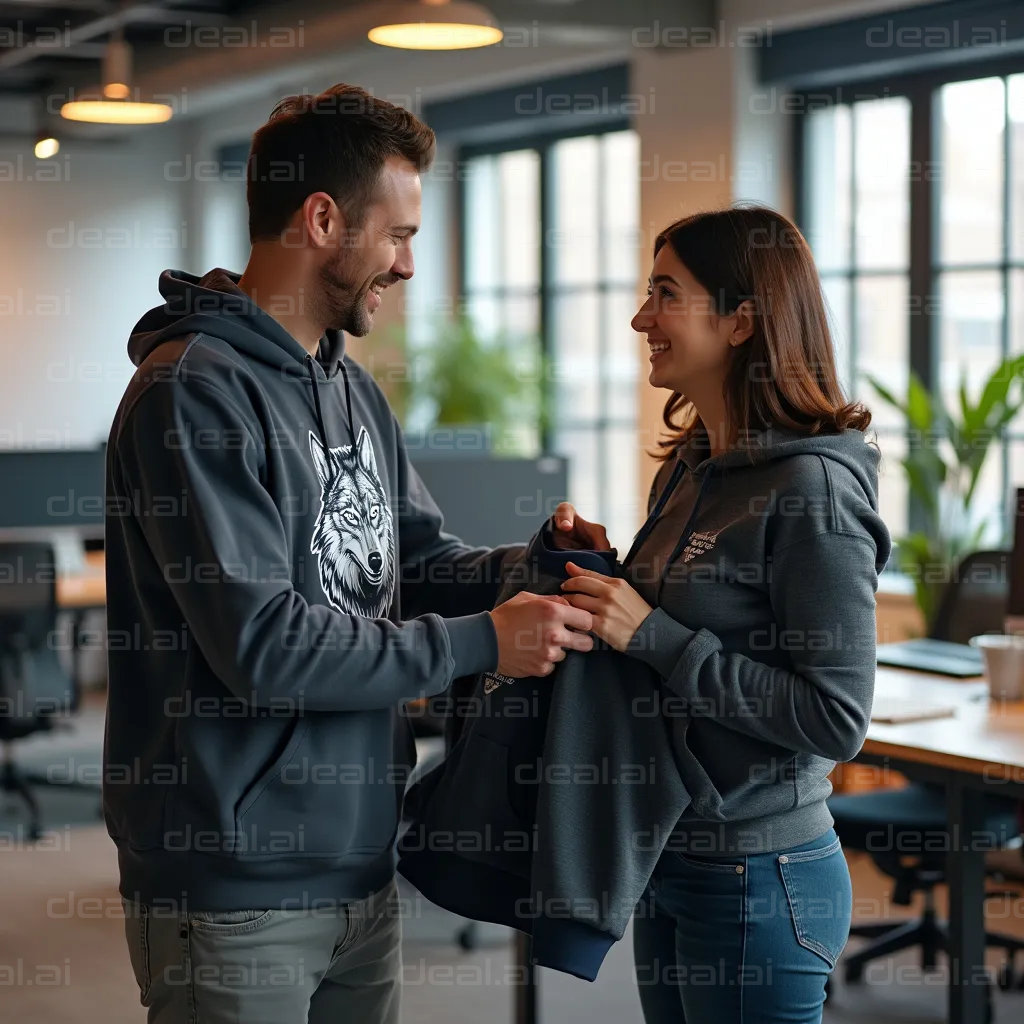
[728,299,756,347]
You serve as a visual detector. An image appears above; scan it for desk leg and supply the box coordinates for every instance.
[513,932,539,1024]
[945,777,988,1024]
[69,610,85,710]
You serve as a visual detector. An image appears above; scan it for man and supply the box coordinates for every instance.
[104,84,608,1024]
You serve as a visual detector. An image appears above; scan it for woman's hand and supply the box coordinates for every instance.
[549,502,612,552]
[560,562,653,652]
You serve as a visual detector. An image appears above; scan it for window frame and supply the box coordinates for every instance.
[793,54,1024,538]
[457,119,635,471]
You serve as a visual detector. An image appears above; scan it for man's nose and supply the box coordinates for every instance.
[392,245,414,281]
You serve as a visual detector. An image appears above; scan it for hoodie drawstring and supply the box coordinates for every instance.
[622,457,688,568]
[305,354,356,455]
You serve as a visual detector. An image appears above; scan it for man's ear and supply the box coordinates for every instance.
[729,299,756,347]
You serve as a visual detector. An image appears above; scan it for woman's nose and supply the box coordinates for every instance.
[632,301,655,332]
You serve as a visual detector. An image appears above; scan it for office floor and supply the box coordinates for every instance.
[3,700,1024,1023]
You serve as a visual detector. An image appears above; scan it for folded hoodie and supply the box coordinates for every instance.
[398,523,692,981]
[104,268,519,911]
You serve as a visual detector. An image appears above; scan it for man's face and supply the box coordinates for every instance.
[318,155,421,337]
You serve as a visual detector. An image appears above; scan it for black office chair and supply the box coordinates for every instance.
[830,549,1024,994]
[0,541,79,840]
[929,549,1010,646]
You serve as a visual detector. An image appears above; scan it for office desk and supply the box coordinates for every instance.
[859,667,1024,1024]
[55,551,105,690]
[56,550,105,610]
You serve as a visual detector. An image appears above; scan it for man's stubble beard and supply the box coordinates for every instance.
[316,247,373,337]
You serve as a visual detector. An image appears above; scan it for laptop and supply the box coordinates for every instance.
[875,637,983,677]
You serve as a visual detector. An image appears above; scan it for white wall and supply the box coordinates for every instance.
[0,127,189,449]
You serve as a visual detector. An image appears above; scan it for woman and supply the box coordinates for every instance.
[560,205,891,1023]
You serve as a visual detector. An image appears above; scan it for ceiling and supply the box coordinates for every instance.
[0,0,719,118]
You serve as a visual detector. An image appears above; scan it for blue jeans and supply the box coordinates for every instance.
[633,828,851,1024]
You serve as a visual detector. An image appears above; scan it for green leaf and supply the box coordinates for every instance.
[866,375,906,416]
[905,373,934,432]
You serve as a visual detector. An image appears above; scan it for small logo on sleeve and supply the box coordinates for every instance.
[483,671,517,694]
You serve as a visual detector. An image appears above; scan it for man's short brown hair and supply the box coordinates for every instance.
[246,83,436,242]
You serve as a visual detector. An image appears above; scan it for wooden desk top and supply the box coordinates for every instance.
[56,550,105,610]
[865,667,1024,780]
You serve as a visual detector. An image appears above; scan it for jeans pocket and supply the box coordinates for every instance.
[669,850,746,873]
[777,836,852,968]
[187,909,278,935]
[121,898,152,1003]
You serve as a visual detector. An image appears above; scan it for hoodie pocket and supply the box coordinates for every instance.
[234,713,399,858]
[667,719,726,821]
[235,717,310,823]
[443,735,531,872]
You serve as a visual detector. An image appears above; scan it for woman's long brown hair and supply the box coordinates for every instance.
[650,205,871,461]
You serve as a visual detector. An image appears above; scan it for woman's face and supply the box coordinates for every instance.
[631,244,737,395]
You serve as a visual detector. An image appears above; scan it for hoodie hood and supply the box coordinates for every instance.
[678,426,881,508]
[129,268,353,453]
[659,425,888,576]
[128,268,346,377]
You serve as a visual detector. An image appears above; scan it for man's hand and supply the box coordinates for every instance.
[560,562,653,653]
[489,591,594,678]
[549,502,612,552]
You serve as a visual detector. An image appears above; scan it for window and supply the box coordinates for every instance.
[804,97,911,538]
[461,129,641,549]
[800,68,1024,546]
[937,75,1024,537]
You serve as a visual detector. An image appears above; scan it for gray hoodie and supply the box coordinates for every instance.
[104,268,517,911]
[624,426,891,856]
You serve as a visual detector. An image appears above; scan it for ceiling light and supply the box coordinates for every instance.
[61,98,172,124]
[60,33,173,125]
[34,132,59,159]
[103,37,131,99]
[368,0,502,50]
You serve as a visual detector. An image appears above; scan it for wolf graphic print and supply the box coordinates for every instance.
[309,427,396,618]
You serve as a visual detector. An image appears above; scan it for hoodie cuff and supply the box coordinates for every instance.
[626,607,699,685]
[443,611,500,679]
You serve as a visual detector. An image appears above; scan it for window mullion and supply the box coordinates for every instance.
[906,81,936,538]
[539,143,554,455]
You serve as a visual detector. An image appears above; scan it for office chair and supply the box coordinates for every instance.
[0,541,80,840]
[830,549,1024,994]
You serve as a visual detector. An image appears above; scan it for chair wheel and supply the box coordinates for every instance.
[456,924,478,951]
[845,962,863,985]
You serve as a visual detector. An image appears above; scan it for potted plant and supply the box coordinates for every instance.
[868,354,1024,631]
[374,316,548,458]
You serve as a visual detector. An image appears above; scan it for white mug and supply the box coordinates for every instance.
[970,634,1024,701]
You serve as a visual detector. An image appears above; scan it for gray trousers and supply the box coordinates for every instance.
[122,879,401,1024]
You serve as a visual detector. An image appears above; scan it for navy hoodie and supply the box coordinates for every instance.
[398,523,692,981]
[103,268,517,911]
